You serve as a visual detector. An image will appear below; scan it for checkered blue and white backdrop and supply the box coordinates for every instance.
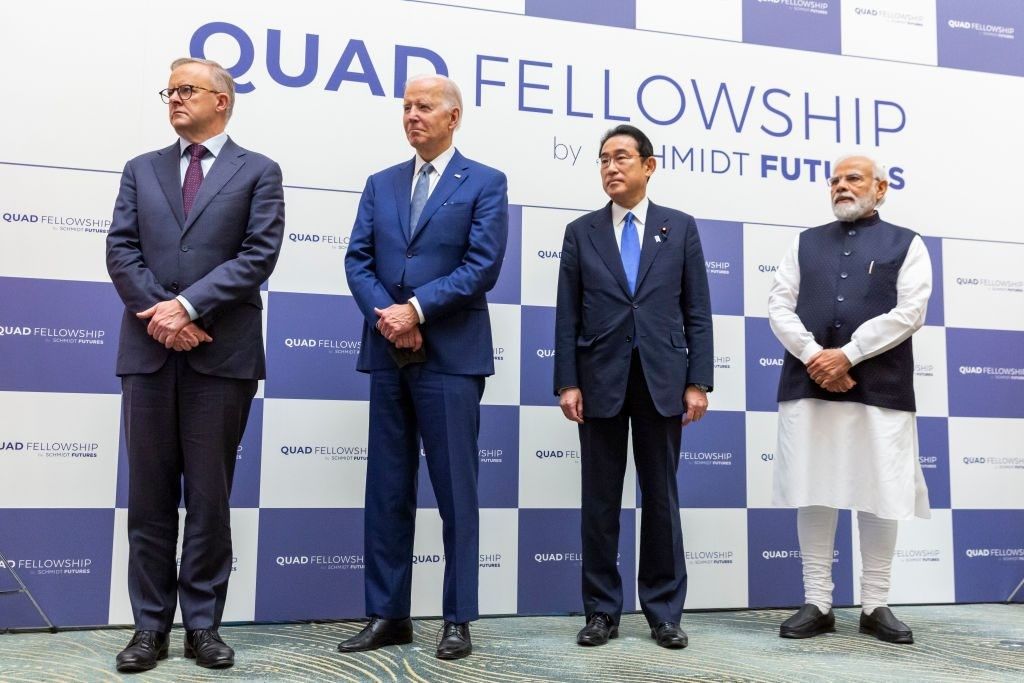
[1,0,1022,628]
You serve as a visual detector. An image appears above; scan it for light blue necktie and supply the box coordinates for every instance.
[621,211,640,294]
[408,162,433,238]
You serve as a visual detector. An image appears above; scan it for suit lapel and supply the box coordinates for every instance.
[182,137,245,235]
[392,158,415,244]
[588,203,631,297]
[153,141,186,229]
[635,201,669,293]
[410,150,468,241]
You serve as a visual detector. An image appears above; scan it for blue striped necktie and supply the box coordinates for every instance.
[409,162,433,238]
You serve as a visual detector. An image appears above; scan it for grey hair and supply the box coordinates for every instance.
[171,57,236,119]
[833,155,887,206]
[405,74,463,129]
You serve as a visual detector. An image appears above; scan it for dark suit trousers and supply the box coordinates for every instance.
[579,349,687,627]
[364,365,484,623]
[122,353,256,632]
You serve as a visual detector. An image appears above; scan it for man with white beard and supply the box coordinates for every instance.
[767,155,932,644]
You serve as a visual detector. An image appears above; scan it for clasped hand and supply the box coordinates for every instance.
[137,300,212,351]
[374,303,422,351]
[806,348,855,393]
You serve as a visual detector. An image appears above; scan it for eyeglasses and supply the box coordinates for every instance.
[598,153,642,168]
[827,173,875,187]
[158,84,222,103]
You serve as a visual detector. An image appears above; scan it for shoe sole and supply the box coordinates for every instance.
[859,626,913,644]
[115,649,168,673]
[436,646,472,660]
[779,625,836,639]
[577,628,619,646]
[337,633,414,653]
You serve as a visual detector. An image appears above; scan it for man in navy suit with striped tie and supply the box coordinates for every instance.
[554,125,713,650]
[341,75,508,660]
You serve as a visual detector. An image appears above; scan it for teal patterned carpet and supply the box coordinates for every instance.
[1,605,1022,681]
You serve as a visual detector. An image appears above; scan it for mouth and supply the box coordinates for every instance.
[833,195,854,205]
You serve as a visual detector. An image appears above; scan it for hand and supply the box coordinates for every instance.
[806,348,852,386]
[374,303,419,341]
[170,323,213,351]
[821,373,856,393]
[393,327,423,351]
[682,385,709,426]
[137,300,191,346]
[559,388,584,424]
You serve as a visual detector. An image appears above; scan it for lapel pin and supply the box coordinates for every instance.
[454,173,462,179]
[658,226,669,242]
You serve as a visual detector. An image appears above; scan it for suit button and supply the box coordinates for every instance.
[837,295,845,302]
[181,245,190,252]
[834,320,842,328]
[840,272,848,279]
[170,282,179,292]
[632,302,639,309]
[406,252,413,259]
[625,336,632,343]
[848,229,856,236]
[843,250,852,256]
[396,283,403,289]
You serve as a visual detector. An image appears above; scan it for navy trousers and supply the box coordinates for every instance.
[122,353,256,632]
[363,364,484,623]
[578,350,687,627]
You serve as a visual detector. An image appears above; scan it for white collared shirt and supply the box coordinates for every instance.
[611,196,649,251]
[174,132,229,320]
[178,132,228,186]
[411,144,456,199]
[406,145,457,323]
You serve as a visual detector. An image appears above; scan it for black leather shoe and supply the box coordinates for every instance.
[338,617,414,653]
[436,621,472,660]
[577,613,618,646]
[651,622,688,649]
[116,630,168,672]
[860,607,914,644]
[779,604,836,639]
[184,629,235,669]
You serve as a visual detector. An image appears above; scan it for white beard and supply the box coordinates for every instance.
[832,193,876,221]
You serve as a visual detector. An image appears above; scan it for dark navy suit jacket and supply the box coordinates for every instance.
[554,201,714,418]
[346,149,508,376]
[106,137,285,379]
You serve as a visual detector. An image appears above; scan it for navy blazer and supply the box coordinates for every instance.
[346,149,508,376]
[554,201,713,418]
[106,138,285,380]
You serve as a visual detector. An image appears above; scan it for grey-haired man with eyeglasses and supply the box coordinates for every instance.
[106,57,284,672]
[768,155,932,644]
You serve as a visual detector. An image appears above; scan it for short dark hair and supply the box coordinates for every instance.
[599,124,654,158]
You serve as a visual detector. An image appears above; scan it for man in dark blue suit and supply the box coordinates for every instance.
[106,57,284,672]
[554,125,713,649]
[340,74,508,661]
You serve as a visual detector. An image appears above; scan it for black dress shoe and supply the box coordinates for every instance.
[436,621,472,660]
[338,617,414,653]
[860,607,914,644]
[184,629,235,668]
[115,630,168,673]
[779,604,836,639]
[651,622,688,649]
[577,613,618,646]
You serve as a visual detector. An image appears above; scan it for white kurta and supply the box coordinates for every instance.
[768,231,933,521]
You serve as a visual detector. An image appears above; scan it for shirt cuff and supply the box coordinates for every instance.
[797,340,824,365]
[409,297,425,324]
[840,340,862,366]
[176,295,199,322]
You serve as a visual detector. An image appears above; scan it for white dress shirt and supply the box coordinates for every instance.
[610,196,649,250]
[768,230,933,520]
[175,132,229,321]
[406,145,457,323]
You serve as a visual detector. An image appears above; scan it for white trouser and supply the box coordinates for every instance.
[797,505,898,614]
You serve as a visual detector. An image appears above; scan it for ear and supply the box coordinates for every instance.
[448,106,461,132]
[216,93,230,114]
[643,155,657,178]
[875,177,888,202]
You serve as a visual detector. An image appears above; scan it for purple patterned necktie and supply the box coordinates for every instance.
[182,143,207,217]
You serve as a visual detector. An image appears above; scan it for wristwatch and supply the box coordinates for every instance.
[689,383,711,393]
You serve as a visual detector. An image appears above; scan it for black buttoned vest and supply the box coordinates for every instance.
[777,213,919,411]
